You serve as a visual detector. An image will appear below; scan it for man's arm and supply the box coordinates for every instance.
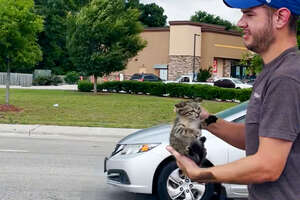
[167,136,292,184]
[201,108,246,150]
[206,119,246,150]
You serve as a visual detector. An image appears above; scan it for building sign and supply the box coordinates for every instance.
[213,60,218,73]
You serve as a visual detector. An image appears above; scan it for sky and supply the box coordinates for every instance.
[140,0,243,25]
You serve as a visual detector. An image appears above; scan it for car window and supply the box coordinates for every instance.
[175,76,182,82]
[181,77,190,82]
[131,74,141,79]
[232,79,243,84]
[216,101,248,119]
[144,75,155,80]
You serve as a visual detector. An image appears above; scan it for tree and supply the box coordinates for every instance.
[125,0,139,9]
[125,0,167,27]
[239,52,263,76]
[67,0,147,93]
[139,3,167,27]
[0,0,43,105]
[190,11,239,31]
[34,0,89,75]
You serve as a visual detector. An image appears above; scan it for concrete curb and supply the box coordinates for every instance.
[0,124,140,139]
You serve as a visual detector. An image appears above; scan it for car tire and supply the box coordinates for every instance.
[156,161,221,200]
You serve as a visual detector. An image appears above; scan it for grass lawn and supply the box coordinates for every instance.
[0,89,237,128]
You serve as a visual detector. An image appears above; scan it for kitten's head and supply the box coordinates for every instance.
[175,98,202,120]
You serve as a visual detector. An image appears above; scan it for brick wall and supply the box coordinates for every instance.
[168,55,201,80]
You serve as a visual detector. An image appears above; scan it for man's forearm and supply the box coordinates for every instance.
[195,154,274,184]
[205,118,246,150]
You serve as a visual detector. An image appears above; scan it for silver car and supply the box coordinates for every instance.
[104,102,248,200]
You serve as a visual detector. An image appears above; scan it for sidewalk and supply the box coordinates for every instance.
[0,124,140,141]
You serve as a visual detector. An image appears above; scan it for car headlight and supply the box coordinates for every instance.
[116,144,160,156]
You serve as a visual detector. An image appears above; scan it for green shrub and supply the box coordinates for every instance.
[235,88,252,102]
[79,81,252,102]
[33,75,63,86]
[33,76,51,86]
[100,81,123,92]
[197,67,212,82]
[64,71,80,84]
[120,81,135,93]
[218,88,236,101]
[149,82,166,96]
[194,85,216,98]
[51,76,63,86]
[78,80,93,92]
[130,81,150,94]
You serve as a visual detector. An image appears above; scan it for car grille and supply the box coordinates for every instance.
[107,169,131,185]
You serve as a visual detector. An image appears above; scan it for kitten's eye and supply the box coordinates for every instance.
[187,112,192,115]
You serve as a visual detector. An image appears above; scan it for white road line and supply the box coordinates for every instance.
[0,149,29,153]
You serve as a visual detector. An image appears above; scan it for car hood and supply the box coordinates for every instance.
[118,123,218,145]
[118,124,172,144]
[236,83,252,89]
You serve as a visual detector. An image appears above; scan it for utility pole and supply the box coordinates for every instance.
[193,34,200,82]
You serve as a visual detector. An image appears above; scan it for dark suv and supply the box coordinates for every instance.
[130,73,162,82]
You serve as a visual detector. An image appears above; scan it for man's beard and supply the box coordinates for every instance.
[245,21,275,54]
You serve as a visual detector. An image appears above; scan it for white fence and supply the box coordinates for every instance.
[0,72,33,87]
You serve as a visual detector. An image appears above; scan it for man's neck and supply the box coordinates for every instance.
[260,35,297,64]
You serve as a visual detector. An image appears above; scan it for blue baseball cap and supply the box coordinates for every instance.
[223,0,300,16]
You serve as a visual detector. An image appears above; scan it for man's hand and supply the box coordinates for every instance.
[166,145,204,181]
[167,146,217,183]
[200,106,210,120]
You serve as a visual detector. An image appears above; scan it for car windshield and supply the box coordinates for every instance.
[231,79,244,84]
[131,74,141,79]
[175,76,183,82]
[216,101,248,119]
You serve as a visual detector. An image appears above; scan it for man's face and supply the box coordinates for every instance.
[237,6,275,54]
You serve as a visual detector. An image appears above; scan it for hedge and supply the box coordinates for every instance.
[77,80,93,92]
[78,81,252,102]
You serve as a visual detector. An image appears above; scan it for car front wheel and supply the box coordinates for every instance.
[157,161,219,200]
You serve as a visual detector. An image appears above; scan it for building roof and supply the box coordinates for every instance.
[144,21,242,37]
[143,27,170,32]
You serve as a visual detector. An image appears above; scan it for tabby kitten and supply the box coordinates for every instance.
[169,98,207,166]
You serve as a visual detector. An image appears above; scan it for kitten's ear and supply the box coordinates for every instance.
[195,97,203,103]
[200,136,206,143]
[175,101,187,108]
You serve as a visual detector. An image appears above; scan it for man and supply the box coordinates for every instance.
[167,0,300,199]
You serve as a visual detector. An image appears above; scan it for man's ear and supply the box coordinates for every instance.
[274,8,291,29]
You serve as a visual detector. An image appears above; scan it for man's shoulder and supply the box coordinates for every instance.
[272,51,300,83]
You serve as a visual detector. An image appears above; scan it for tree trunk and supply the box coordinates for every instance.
[5,60,10,105]
[93,75,97,94]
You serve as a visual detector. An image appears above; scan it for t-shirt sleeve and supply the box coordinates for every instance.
[259,77,300,142]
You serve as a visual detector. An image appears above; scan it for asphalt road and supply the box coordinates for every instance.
[0,135,155,200]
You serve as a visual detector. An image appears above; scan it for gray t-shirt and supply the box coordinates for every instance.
[245,47,300,200]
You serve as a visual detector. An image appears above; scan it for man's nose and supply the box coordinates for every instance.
[237,17,247,29]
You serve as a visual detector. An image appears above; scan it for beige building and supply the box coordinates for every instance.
[121,21,249,81]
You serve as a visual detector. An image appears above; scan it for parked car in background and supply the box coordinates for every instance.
[243,79,256,86]
[130,73,162,82]
[214,77,252,89]
[163,74,213,86]
[104,102,249,200]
